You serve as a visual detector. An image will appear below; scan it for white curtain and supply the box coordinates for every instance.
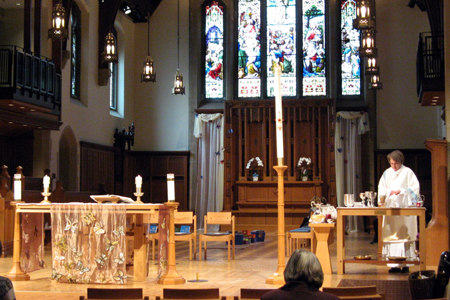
[335,111,370,232]
[193,113,224,229]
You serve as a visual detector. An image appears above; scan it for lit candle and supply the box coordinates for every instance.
[135,175,142,188]
[43,175,50,188]
[14,174,21,201]
[43,175,50,194]
[167,173,175,202]
[274,64,284,163]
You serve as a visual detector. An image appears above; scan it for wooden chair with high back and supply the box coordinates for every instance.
[199,212,235,261]
[322,286,384,300]
[174,211,197,260]
[240,288,276,300]
[155,288,221,300]
[80,288,149,300]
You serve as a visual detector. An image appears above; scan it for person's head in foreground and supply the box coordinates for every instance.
[284,249,324,288]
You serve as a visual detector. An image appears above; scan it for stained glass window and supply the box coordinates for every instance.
[302,0,326,96]
[237,0,261,97]
[70,2,81,99]
[110,27,118,111]
[205,1,224,99]
[341,0,361,95]
[266,0,296,97]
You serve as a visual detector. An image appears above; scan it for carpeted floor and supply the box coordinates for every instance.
[338,278,412,300]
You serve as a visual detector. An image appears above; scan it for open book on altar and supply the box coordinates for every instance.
[90,194,136,204]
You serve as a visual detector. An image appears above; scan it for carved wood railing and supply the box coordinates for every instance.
[0,45,61,116]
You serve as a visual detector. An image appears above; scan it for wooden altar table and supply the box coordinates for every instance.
[337,207,427,275]
[6,202,185,284]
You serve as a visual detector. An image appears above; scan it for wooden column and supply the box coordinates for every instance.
[425,139,448,267]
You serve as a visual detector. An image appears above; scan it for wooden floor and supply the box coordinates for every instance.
[1,230,416,300]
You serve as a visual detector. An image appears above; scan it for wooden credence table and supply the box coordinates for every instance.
[5,202,185,284]
[337,207,427,275]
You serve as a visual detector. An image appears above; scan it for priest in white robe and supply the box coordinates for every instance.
[378,150,420,273]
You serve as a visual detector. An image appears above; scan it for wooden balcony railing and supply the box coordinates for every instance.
[0,45,61,117]
[416,32,445,102]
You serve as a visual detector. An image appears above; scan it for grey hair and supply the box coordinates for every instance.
[284,249,324,289]
[387,150,404,164]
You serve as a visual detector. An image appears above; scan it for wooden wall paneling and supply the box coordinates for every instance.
[129,151,189,209]
[224,99,334,230]
[80,142,115,192]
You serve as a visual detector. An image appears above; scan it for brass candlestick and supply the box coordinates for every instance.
[134,187,144,204]
[40,187,52,204]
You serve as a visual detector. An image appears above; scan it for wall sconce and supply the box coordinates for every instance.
[365,57,379,75]
[360,29,377,57]
[369,74,382,90]
[141,15,156,82]
[172,0,185,95]
[48,1,68,40]
[102,31,118,63]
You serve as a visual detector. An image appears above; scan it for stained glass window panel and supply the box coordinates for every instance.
[70,2,81,99]
[302,0,326,96]
[341,0,361,95]
[266,0,296,97]
[237,0,261,97]
[205,1,224,98]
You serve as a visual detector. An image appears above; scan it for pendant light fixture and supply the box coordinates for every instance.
[369,74,382,90]
[102,31,118,63]
[172,0,185,95]
[48,1,68,40]
[360,28,377,57]
[353,0,375,30]
[141,14,156,82]
[365,57,379,75]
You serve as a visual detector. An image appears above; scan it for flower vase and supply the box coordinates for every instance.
[248,169,263,181]
[302,176,309,181]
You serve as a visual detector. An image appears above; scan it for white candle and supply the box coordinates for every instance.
[167,173,175,202]
[14,174,21,201]
[274,64,284,160]
[43,175,50,188]
[135,175,142,188]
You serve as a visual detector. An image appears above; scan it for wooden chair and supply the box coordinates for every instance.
[199,212,235,261]
[144,211,159,260]
[174,211,197,260]
[286,228,315,256]
[80,288,149,300]
[240,288,276,299]
[322,286,384,300]
[156,288,220,300]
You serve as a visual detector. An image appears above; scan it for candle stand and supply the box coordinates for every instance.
[266,164,287,285]
[134,187,144,204]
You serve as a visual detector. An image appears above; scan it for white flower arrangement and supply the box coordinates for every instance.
[297,157,313,175]
[246,157,264,169]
